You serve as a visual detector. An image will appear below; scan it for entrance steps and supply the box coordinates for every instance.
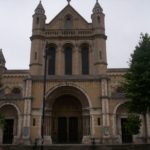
[0,144,150,150]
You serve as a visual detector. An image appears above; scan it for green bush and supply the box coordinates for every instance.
[125,114,141,135]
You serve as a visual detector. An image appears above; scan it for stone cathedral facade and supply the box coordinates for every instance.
[0,0,149,145]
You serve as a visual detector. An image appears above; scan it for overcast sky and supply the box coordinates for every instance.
[0,0,150,69]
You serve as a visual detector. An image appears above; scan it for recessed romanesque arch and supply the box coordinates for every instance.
[113,101,128,115]
[113,101,133,143]
[44,84,91,143]
[45,83,91,109]
[0,103,21,117]
[0,103,21,144]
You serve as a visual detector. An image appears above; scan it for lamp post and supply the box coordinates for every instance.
[41,43,48,150]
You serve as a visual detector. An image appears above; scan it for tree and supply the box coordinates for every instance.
[125,114,141,135]
[123,33,150,143]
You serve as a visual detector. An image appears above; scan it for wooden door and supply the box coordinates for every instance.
[58,117,67,143]
[69,117,78,143]
[3,119,14,144]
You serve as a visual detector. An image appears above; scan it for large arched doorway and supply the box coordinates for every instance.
[0,104,18,144]
[45,85,90,144]
[52,95,82,143]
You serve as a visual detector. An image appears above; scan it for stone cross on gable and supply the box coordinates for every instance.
[67,0,71,4]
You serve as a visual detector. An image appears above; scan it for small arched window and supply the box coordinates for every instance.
[99,51,102,60]
[65,15,73,29]
[34,52,37,60]
[12,88,22,96]
[112,86,125,98]
[36,17,39,24]
[97,16,100,23]
[81,45,89,74]
[0,89,4,96]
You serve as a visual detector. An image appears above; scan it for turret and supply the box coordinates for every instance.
[92,0,107,75]
[32,1,46,31]
[30,1,46,75]
[91,0,105,32]
[0,49,6,73]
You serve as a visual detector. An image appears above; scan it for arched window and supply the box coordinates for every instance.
[81,46,89,74]
[34,52,37,60]
[112,86,125,98]
[64,46,72,75]
[36,17,39,24]
[47,46,56,75]
[12,88,21,94]
[0,89,4,96]
[99,51,102,60]
[12,87,22,97]
[65,15,73,29]
[97,16,100,23]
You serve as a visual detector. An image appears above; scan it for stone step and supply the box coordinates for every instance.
[0,144,150,150]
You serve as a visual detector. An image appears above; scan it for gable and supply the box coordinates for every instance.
[46,5,90,30]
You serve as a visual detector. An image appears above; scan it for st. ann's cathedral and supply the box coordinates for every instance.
[0,0,149,145]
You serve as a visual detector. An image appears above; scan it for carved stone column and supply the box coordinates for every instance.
[83,116,90,135]
[23,78,32,144]
[73,44,80,75]
[101,78,110,143]
[89,45,94,75]
[56,44,63,75]
[43,115,52,144]
[82,109,91,144]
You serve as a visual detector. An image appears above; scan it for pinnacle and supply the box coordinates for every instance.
[35,0,45,14]
[93,0,103,13]
[67,0,71,5]
[0,49,6,63]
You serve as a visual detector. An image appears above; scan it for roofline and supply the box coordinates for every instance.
[47,4,90,26]
[4,69,29,74]
[107,68,128,72]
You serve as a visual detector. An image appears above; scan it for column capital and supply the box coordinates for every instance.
[58,42,62,48]
[56,44,62,53]
[73,44,79,53]
[75,43,79,48]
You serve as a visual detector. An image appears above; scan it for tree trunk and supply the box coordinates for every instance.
[143,113,148,143]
